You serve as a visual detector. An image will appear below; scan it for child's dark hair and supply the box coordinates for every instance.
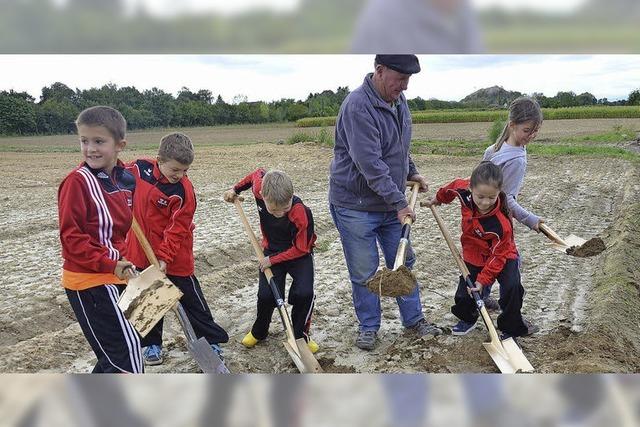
[158,132,194,165]
[470,161,510,218]
[494,96,543,152]
[75,106,127,141]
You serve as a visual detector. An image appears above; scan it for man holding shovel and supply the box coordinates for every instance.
[329,54,441,351]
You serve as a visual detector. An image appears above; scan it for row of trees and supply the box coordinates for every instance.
[1,82,638,136]
[0,83,350,136]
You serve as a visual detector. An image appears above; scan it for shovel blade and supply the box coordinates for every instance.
[283,341,309,373]
[188,337,230,374]
[482,338,534,374]
[282,340,323,373]
[483,342,518,374]
[501,338,535,373]
[118,266,183,337]
[295,338,323,373]
[550,234,588,252]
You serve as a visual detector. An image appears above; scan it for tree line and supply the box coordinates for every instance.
[0,82,638,136]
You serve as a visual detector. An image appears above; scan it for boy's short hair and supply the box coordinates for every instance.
[75,106,126,141]
[158,132,195,165]
[262,170,294,206]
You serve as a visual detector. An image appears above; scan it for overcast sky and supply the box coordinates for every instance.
[51,0,589,17]
[2,55,639,103]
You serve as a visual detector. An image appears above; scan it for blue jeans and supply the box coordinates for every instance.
[330,204,424,332]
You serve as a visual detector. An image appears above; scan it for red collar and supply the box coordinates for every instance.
[151,160,171,184]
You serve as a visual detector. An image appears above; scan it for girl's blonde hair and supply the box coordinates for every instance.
[494,97,543,152]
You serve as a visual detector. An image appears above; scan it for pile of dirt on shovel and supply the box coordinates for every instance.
[566,237,606,257]
[366,265,416,297]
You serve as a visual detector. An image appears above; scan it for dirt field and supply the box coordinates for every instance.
[0,120,639,374]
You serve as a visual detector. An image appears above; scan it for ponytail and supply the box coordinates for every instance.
[493,121,510,152]
[499,192,511,219]
[494,96,543,153]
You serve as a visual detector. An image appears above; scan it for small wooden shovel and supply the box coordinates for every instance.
[233,199,322,374]
[121,218,230,373]
[429,204,534,374]
[539,223,605,258]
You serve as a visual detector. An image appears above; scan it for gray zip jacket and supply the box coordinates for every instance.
[483,143,540,230]
[329,73,418,212]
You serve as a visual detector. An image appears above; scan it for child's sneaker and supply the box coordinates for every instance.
[143,344,163,366]
[307,338,319,354]
[241,331,259,348]
[452,320,477,336]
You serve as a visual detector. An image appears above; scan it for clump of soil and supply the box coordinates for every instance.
[566,237,606,257]
[366,265,416,297]
[317,357,357,373]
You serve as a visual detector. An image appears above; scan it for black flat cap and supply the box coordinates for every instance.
[375,54,421,74]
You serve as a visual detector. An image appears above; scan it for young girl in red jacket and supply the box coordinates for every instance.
[425,161,537,339]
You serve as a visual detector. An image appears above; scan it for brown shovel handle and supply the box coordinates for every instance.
[233,199,275,281]
[538,223,568,247]
[131,218,203,346]
[402,181,421,226]
[428,205,470,277]
[130,217,161,268]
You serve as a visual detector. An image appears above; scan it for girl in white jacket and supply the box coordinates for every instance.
[481,97,544,312]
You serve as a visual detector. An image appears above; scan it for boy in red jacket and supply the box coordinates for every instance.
[424,162,538,340]
[126,133,228,366]
[58,106,143,373]
[224,169,319,353]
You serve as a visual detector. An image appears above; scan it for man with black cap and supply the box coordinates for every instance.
[329,54,442,351]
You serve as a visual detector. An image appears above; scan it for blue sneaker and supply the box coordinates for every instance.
[452,320,477,336]
[143,345,163,366]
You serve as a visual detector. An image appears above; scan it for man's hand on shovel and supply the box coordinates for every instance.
[397,205,416,224]
[409,174,429,193]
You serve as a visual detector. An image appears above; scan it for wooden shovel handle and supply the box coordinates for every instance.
[538,223,568,246]
[130,217,161,268]
[428,205,471,277]
[402,181,421,226]
[233,199,275,281]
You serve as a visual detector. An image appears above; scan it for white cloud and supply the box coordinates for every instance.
[1,54,639,103]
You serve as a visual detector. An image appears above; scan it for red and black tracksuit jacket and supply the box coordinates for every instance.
[233,168,316,264]
[125,159,196,276]
[59,162,144,373]
[128,159,229,346]
[58,161,135,290]
[435,178,518,287]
